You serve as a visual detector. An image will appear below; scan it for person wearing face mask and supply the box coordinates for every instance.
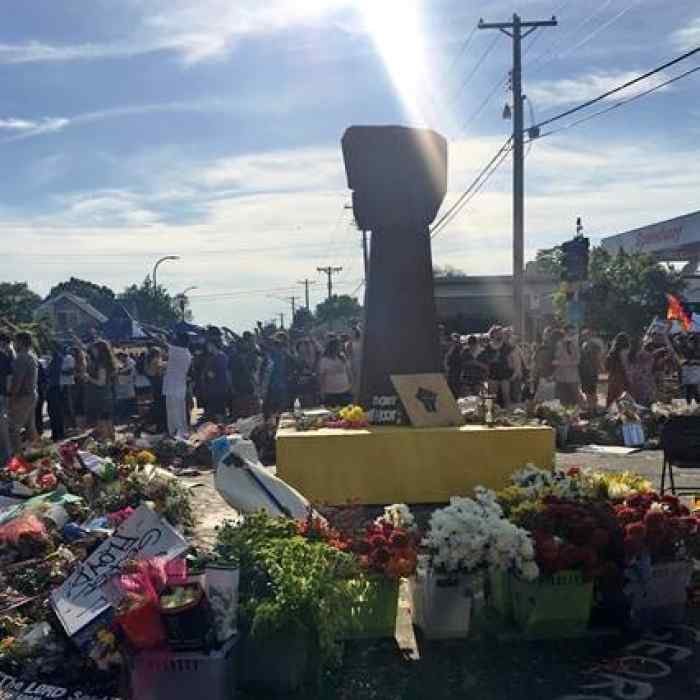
[553,325,581,408]
[481,326,513,408]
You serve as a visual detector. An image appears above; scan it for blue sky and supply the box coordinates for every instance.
[1,0,699,327]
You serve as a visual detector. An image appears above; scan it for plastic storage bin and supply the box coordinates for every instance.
[129,635,238,700]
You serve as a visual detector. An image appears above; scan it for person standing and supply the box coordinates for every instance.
[461,335,488,396]
[0,333,14,465]
[318,336,353,406]
[144,347,167,433]
[70,344,88,431]
[625,337,655,406]
[481,326,513,408]
[60,347,76,430]
[504,328,525,404]
[46,342,66,441]
[263,333,294,416]
[35,357,47,437]
[678,333,700,404]
[202,337,231,423]
[114,351,137,423]
[8,332,39,455]
[552,325,581,408]
[605,333,631,407]
[579,329,602,413]
[293,337,320,408]
[163,333,193,437]
[84,340,117,441]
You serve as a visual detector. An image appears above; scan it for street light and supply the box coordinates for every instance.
[152,255,180,293]
[176,286,198,322]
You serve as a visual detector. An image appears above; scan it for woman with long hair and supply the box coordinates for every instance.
[319,336,353,406]
[626,337,655,406]
[605,332,631,407]
[84,339,117,440]
[552,325,581,408]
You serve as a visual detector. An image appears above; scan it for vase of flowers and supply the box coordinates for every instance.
[617,493,699,627]
[340,505,418,639]
[417,489,538,635]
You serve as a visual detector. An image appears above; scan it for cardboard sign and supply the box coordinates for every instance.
[0,672,120,700]
[51,505,188,638]
[390,374,463,428]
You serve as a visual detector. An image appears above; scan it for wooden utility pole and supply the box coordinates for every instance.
[316,266,343,300]
[479,13,557,337]
[297,279,316,310]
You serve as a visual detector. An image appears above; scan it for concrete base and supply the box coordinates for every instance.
[276,423,555,505]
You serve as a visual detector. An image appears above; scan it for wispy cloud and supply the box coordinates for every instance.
[0,117,69,135]
[0,0,355,65]
[527,71,671,109]
[672,17,700,51]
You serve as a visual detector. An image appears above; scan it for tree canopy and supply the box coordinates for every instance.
[292,307,315,331]
[315,294,362,326]
[0,282,42,324]
[530,247,563,277]
[47,277,117,317]
[118,277,180,328]
[546,247,685,337]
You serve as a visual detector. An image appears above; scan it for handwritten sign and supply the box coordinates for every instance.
[0,671,120,699]
[50,504,188,638]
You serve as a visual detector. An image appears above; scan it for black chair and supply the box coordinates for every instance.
[660,415,700,495]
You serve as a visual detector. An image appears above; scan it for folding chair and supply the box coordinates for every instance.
[660,415,700,496]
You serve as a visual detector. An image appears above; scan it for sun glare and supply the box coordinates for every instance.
[358,0,431,125]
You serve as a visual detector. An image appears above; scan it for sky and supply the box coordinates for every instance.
[1,0,699,328]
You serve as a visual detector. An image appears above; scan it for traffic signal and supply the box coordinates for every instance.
[561,236,590,282]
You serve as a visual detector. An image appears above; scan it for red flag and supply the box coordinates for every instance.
[667,293,692,331]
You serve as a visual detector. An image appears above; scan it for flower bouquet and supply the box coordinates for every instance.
[324,404,369,430]
[616,492,699,626]
[340,510,418,639]
[416,488,537,637]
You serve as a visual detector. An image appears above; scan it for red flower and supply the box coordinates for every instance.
[368,535,388,550]
[389,531,409,549]
[643,511,666,532]
[625,523,647,541]
[615,507,639,526]
[37,472,58,490]
[567,467,581,477]
[661,495,681,513]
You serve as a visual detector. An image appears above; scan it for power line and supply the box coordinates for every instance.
[450,35,500,104]
[430,142,513,239]
[430,136,512,238]
[529,63,700,142]
[461,73,509,135]
[555,0,642,61]
[524,0,575,56]
[444,25,479,78]
[529,44,700,134]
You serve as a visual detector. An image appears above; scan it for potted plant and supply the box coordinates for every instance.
[616,492,700,627]
[159,582,211,651]
[340,508,418,639]
[504,495,625,637]
[214,512,364,694]
[417,488,538,637]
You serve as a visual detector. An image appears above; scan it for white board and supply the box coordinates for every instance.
[50,504,188,638]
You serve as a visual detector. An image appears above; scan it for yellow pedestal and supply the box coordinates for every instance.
[276,424,555,505]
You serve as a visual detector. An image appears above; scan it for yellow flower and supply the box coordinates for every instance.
[135,450,157,465]
[0,637,14,651]
[97,629,116,647]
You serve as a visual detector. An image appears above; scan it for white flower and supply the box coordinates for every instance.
[520,561,540,582]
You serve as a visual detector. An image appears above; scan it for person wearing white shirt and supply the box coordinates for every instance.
[115,352,137,423]
[163,334,193,437]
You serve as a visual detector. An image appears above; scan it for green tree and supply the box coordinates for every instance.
[558,248,684,337]
[530,246,563,277]
[315,295,362,326]
[0,282,42,324]
[48,277,117,317]
[118,277,180,328]
[433,264,467,279]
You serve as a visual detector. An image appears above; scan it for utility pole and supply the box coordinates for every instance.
[285,296,298,319]
[479,13,557,338]
[279,313,285,329]
[297,279,316,310]
[316,266,343,300]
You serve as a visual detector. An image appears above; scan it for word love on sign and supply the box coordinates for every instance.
[0,671,119,699]
[51,505,188,638]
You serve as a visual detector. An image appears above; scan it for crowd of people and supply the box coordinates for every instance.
[0,323,364,464]
[442,322,697,412]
